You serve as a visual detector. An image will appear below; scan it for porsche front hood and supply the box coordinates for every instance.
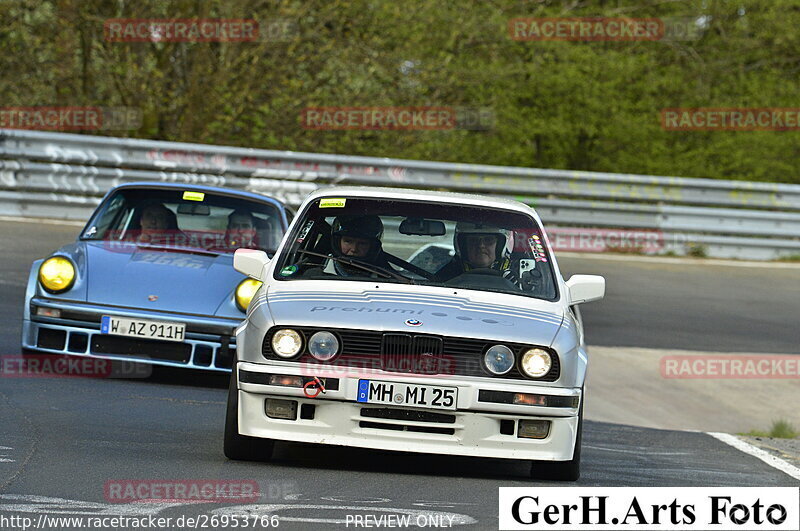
[85,242,242,315]
[263,283,565,347]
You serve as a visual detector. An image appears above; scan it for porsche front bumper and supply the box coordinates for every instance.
[22,297,242,371]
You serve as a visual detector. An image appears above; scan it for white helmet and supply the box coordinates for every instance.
[453,222,513,267]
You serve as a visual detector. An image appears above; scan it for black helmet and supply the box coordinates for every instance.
[331,215,384,261]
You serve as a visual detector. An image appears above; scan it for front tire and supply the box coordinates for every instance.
[224,364,274,461]
[530,392,583,481]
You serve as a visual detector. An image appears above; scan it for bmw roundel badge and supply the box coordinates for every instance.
[405,319,422,326]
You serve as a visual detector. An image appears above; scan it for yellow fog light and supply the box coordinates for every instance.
[39,257,76,293]
[235,278,262,311]
[520,348,552,378]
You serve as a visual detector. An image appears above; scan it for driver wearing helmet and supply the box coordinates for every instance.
[435,222,515,282]
[325,215,392,276]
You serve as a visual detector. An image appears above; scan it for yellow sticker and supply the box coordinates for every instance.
[320,198,346,208]
[182,191,205,202]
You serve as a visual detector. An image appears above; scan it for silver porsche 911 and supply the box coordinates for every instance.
[225,187,604,480]
[21,182,289,371]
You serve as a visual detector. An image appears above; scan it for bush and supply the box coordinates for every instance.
[686,244,708,258]
[742,419,798,439]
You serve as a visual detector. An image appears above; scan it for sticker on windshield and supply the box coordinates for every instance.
[182,191,205,202]
[280,265,298,277]
[319,198,346,208]
[296,220,315,243]
[529,237,548,262]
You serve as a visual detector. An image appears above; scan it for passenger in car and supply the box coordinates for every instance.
[435,222,514,282]
[226,209,259,250]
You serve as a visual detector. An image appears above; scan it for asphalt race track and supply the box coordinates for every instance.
[0,219,797,529]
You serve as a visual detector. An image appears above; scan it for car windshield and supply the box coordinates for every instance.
[274,197,558,300]
[80,188,284,255]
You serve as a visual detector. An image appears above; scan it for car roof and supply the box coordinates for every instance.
[113,181,286,208]
[306,186,536,215]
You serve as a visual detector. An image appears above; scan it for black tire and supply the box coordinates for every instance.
[224,365,275,461]
[530,392,583,481]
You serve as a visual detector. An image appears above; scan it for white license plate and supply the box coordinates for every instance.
[357,379,457,410]
[101,316,186,342]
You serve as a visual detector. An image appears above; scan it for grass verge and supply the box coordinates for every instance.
[740,419,798,439]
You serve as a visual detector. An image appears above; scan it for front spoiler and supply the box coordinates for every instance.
[235,361,580,461]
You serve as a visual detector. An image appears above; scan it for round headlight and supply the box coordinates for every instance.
[271,329,303,358]
[520,348,552,378]
[39,257,76,293]
[235,278,263,311]
[308,331,339,361]
[483,345,515,375]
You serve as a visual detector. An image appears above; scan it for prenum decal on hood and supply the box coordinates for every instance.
[310,306,423,314]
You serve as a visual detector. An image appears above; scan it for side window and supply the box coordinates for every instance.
[253,212,281,251]
[86,194,127,239]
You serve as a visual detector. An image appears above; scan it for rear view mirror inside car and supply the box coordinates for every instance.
[399,218,446,236]
[177,203,210,215]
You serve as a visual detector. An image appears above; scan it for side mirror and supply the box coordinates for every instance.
[234,248,270,280]
[566,275,605,305]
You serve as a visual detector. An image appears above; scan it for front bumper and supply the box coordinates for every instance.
[22,297,242,371]
[236,361,581,461]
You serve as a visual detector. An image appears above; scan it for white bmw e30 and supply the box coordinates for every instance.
[224,187,604,480]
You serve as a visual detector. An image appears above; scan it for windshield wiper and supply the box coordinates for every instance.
[296,249,414,284]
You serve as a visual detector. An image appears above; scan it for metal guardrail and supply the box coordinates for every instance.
[1,129,799,260]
